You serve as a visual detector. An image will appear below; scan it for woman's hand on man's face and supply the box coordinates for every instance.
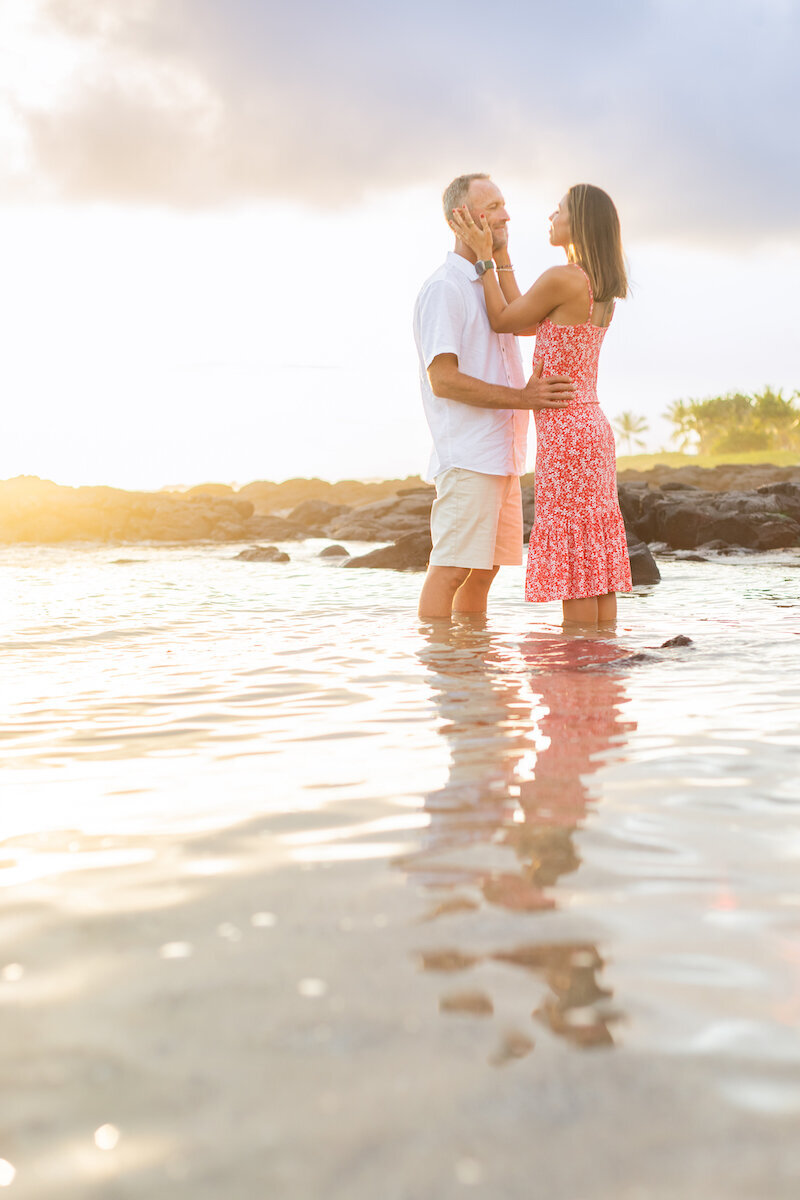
[448,206,493,260]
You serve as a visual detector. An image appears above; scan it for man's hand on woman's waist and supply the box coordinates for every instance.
[428,354,574,412]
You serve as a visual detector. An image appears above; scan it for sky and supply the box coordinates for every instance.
[0,0,797,489]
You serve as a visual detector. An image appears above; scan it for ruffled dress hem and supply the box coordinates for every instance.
[525,507,632,602]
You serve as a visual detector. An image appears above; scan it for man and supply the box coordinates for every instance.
[413,173,574,619]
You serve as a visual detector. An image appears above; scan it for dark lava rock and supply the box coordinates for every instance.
[237,476,427,514]
[188,493,254,520]
[185,483,236,497]
[660,635,693,648]
[288,499,352,530]
[210,520,248,542]
[627,539,661,585]
[6,469,798,551]
[318,544,349,557]
[241,514,308,541]
[343,527,661,582]
[697,540,752,556]
[755,482,800,525]
[618,463,800,493]
[617,480,800,550]
[616,482,652,530]
[521,485,536,541]
[751,518,800,549]
[0,477,265,544]
[328,491,434,541]
[235,545,290,562]
[343,530,432,571]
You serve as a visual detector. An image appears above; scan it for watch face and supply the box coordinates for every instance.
[475,260,491,277]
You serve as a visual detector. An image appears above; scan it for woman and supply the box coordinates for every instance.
[449,185,631,626]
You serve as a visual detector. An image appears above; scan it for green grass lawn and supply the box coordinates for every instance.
[616,451,800,471]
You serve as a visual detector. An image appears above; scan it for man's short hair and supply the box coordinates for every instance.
[442,173,490,223]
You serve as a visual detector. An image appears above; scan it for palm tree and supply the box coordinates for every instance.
[612,411,649,455]
[663,390,800,454]
[663,399,696,452]
[751,387,800,450]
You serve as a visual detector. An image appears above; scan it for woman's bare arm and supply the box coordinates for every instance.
[482,267,573,333]
[448,209,574,334]
[493,247,522,304]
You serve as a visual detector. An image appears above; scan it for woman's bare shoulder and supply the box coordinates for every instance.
[533,264,583,293]
[559,262,590,287]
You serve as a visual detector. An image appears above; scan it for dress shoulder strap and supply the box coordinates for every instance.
[571,263,594,318]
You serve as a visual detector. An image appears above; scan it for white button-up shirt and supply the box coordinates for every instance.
[413,251,529,482]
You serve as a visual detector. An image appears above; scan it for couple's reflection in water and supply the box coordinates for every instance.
[405,617,637,1057]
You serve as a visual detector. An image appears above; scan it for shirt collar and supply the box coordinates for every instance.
[446,250,480,282]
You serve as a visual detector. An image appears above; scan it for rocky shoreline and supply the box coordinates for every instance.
[2,465,799,584]
[0,475,426,546]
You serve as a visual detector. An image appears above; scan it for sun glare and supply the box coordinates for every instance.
[0,0,87,108]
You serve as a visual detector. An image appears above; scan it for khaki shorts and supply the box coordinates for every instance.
[429,468,523,570]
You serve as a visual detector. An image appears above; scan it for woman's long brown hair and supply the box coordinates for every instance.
[566,184,628,303]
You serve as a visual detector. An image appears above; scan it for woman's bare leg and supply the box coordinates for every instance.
[597,591,617,622]
[562,597,599,626]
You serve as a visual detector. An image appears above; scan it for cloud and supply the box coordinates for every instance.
[3,0,798,241]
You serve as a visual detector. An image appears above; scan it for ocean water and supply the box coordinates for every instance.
[2,540,800,1198]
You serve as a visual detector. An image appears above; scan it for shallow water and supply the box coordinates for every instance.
[2,541,800,1197]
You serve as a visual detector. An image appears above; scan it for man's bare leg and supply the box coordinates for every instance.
[452,566,500,614]
[418,565,471,620]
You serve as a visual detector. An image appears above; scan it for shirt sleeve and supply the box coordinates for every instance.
[415,278,467,370]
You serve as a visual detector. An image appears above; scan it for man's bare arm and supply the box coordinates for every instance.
[428,355,573,411]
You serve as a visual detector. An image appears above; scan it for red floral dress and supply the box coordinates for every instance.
[525,267,632,602]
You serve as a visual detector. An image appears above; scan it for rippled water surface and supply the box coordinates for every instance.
[2,542,800,1198]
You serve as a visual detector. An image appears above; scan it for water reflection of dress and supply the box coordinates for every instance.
[526,266,632,602]
[408,627,636,1052]
[497,636,635,909]
[500,635,636,1048]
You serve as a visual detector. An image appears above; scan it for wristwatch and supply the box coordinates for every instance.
[474,259,494,277]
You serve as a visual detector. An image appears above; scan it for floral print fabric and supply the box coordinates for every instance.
[525,273,632,602]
